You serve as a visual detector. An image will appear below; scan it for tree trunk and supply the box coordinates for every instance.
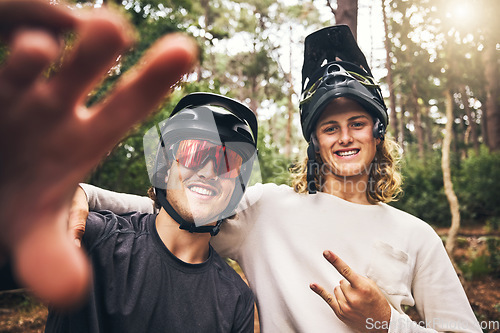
[462,116,470,160]
[483,34,500,152]
[481,103,489,148]
[249,76,259,114]
[397,93,405,152]
[460,86,480,155]
[424,106,432,149]
[327,0,358,40]
[381,0,398,140]
[194,0,211,83]
[410,80,425,160]
[451,116,459,155]
[285,94,293,158]
[284,26,294,158]
[443,90,461,256]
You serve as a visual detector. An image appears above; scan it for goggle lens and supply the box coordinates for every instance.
[174,140,243,179]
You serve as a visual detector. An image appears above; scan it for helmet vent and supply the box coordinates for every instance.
[235,125,252,140]
[303,77,310,91]
[174,110,196,120]
[327,64,342,73]
[325,76,347,86]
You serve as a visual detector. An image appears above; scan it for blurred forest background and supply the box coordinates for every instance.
[1,0,499,331]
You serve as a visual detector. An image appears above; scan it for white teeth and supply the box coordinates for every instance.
[189,186,215,196]
[337,150,358,157]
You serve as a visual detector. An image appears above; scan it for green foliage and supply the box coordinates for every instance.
[0,292,44,314]
[86,134,150,195]
[86,1,185,108]
[459,237,500,280]
[485,217,500,233]
[460,255,491,280]
[255,125,292,185]
[391,149,500,227]
[390,151,451,226]
[455,149,500,222]
[485,237,500,278]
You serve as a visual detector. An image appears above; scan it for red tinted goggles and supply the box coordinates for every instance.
[173,139,244,179]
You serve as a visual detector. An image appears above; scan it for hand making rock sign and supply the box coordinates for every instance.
[310,250,391,333]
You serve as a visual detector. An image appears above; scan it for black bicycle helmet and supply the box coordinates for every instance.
[144,92,258,235]
[298,25,388,194]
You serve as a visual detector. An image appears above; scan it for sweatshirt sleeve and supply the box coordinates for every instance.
[388,226,482,333]
[80,183,155,215]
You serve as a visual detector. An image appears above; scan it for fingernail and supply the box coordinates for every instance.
[309,283,317,291]
[323,250,331,259]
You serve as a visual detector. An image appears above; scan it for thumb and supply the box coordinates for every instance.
[68,187,89,248]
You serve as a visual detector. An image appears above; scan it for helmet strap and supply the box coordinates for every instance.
[307,137,318,194]
[154,187,223,236]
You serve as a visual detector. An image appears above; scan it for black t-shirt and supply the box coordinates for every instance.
[45,211,254,333]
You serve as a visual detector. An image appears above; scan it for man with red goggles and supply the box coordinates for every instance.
[45,93,258,333]
[173,139,243,180]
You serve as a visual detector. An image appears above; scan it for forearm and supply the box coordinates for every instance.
[80,183,155,214]
[386,308,437,333]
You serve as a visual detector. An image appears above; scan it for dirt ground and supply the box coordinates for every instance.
[0,290,47,333]
[1,227,499,333]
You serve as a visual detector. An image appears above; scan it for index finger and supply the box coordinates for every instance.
[323,250,361,287]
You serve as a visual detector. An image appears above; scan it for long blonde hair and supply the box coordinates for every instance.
[290,137,402,204]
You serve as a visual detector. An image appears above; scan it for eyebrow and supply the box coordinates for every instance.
[318,115,370,127]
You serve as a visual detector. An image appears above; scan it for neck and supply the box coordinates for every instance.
[320,173,371,205]
[155,209,212,264]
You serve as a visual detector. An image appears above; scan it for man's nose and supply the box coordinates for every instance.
[338,127,353,145]
[196,159,218,179]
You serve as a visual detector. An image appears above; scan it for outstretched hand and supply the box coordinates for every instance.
[310,251,391,333]
[0,0,198,308]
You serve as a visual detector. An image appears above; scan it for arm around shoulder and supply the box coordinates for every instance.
[80,183,155,214]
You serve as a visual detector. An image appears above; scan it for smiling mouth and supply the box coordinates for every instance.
[335,149,360,157]
[188,185,216,196]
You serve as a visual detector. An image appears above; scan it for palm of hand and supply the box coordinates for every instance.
[0,0,197,307]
